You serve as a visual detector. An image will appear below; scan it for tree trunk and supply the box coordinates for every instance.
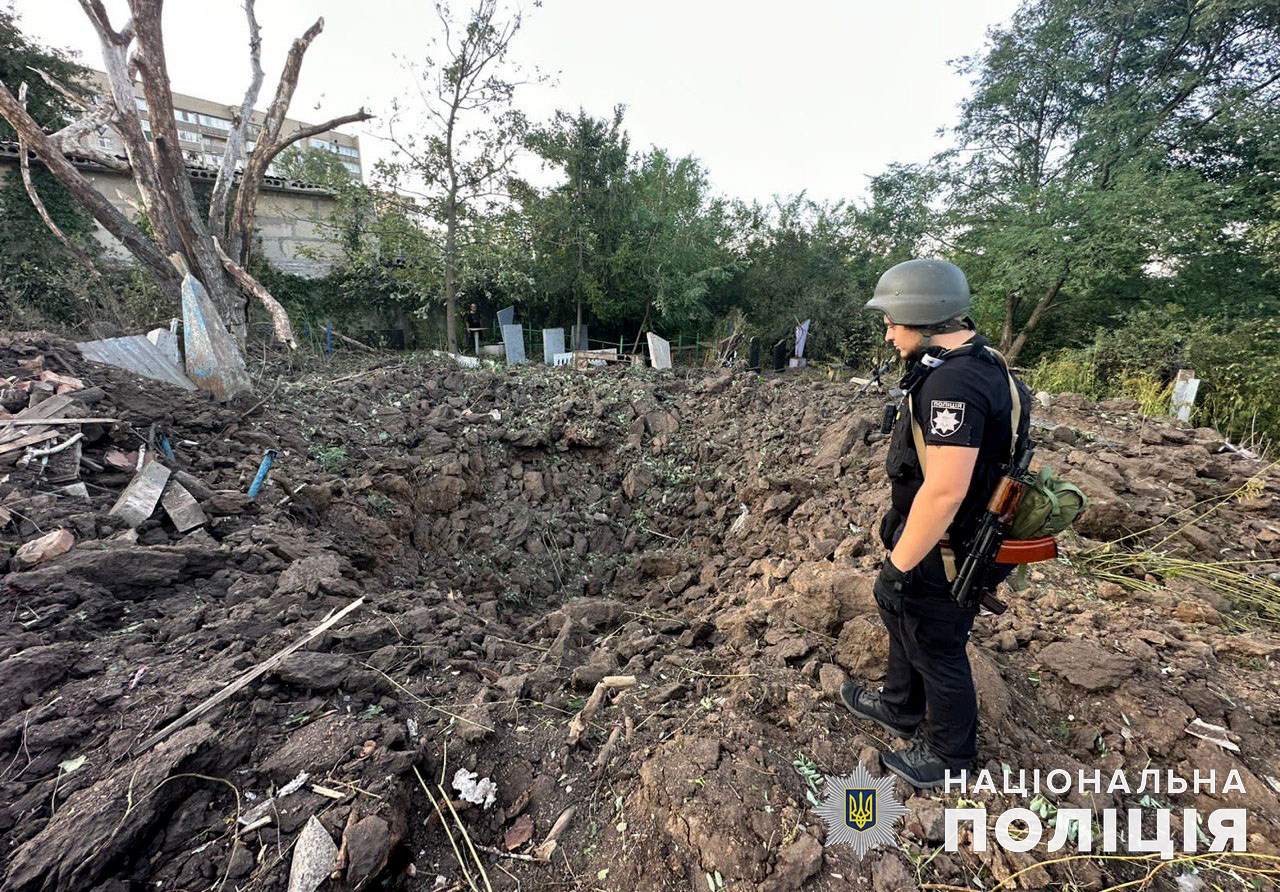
[444,186,459,353]
[1005,275,1066,365]
[575,235,584,349]
[1000,290,1020,355]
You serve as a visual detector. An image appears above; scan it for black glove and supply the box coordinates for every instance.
[878,508,902,551]
[873,558,909,614]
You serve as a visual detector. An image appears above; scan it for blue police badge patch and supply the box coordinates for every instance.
[930,399,966,437]
[847,789,876,831]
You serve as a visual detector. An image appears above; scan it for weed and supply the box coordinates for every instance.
[310,444,347,470]
[1051,721,1072,742]
[792,753,825,807]
[365,492,393,516]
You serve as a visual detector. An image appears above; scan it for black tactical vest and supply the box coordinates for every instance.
[884,335,1030,544]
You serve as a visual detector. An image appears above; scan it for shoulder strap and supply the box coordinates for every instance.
[983,346,1022,460]
[908,393,928,475]
[908,346,1024,474]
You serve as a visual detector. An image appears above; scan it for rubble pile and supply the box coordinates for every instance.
[0,333,1277,891]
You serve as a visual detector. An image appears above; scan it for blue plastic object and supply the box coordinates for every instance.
[247,448,278,499]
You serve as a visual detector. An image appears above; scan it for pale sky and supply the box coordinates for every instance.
[9,0,1022,205]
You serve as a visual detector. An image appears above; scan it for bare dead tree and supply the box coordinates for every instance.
[0,0,372,351]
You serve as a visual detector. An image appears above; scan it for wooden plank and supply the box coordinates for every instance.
[44,437,82,484]
[0,417,117,426]
[0,430,60,458]
[108,461,171,527]
[0,394,75,445]
[161,480,207,532]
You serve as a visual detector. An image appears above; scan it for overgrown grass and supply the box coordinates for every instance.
[1026,311,1280,456]
[1078,463,1280,628]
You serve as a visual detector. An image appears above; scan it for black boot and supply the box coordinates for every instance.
[839,683,922,739]
[880,738,964,790]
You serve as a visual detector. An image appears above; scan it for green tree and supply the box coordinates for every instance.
[0,10,104,326]
[721,167,938,366]
[938,0,1280,363]
[610,149,733,339]
[274,147,355,189]
[521,107,630,341]
[0,8,90,136]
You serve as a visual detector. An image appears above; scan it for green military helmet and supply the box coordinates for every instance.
[864,259,971,327]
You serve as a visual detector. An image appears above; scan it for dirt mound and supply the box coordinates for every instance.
[1,334,1278,891]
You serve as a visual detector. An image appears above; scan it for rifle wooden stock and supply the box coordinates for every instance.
[940,536,1058,565]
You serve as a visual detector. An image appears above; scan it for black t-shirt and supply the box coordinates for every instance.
[465,312,480,330]
[886,345,1019,543]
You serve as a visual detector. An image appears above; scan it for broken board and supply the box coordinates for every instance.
[109,461,171,527]
[161,480,207,533]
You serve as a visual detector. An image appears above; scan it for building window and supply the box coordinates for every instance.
[343,161,361,175]
[199,114,231,131]
[97,134,112,150]
[175,109,197,123]
[337,144,359,159]
[310,138,332,152]
[135,96,148,112]
[178,129,200,143]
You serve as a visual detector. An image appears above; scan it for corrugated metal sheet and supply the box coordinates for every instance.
[181,273,251,400]
[76,335,197,390]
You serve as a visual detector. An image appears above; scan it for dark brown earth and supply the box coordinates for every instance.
[1,333,1278,892]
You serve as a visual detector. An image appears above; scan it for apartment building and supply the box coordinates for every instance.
[84,70,362,180]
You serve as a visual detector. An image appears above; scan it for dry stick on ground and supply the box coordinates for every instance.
[413,766,488,892]
[133,597,365,754]
[567,675,636,746]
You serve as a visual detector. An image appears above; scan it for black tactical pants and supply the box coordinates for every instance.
[879,514,979,766]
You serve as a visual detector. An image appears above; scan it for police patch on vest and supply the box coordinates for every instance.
[929,400,966,437]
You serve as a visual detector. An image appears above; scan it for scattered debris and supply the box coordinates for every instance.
[1184,717,1241,752]
[76,334,196,390]
[160,480,207,532]
[108,460,171,527]
[11,528,74,569]
[1,334,1278,892]
[451,768,498,809]
[567,675,636,746]
[287,816,338,892]
[179,269,252,400]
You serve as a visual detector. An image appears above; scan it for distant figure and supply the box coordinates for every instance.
[465,303,483,355]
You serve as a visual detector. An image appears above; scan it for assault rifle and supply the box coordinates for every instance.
[951,442,1036,614]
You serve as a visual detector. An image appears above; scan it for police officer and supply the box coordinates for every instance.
[841,258,1028,789]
